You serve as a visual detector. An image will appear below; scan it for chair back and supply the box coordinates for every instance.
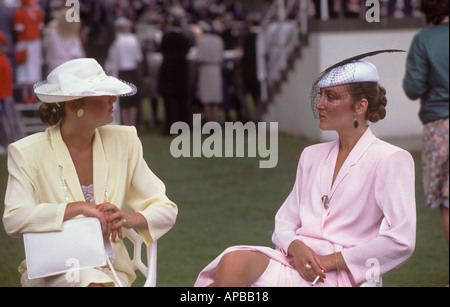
[122,228,157,287]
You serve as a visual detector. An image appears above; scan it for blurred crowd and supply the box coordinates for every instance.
[1,0,269,136]
[311,0,422,20]
[0,0,422,138]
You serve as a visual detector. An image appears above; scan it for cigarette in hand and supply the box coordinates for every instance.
[311,270,325,286]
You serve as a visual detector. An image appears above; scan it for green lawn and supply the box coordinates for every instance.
[0,127,448,287]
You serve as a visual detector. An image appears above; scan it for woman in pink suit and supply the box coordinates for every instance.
[194,52,416,287]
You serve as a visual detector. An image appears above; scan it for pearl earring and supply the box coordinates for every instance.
[77,109,84,118]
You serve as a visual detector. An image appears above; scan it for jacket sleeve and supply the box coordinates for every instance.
[341,150,416,285]
[3,144,67,237]
[271,153,304,254]
[124,128,178,245]
[403,33,429,100]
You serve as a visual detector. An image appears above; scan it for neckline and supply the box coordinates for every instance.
[320,127,376,210]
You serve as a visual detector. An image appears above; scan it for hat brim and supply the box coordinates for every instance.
[34,94,87,103]
[34,77,137,103]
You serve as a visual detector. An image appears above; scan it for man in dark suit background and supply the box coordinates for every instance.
[158,7,195,135]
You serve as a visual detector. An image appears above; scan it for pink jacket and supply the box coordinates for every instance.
[273,127,416,285]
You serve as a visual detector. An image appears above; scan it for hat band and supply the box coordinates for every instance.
[85,70,104,82]
[46,70,105,95]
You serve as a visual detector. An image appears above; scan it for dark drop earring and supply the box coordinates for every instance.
[353,118,359,129]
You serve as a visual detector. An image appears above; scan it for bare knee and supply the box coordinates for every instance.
[220,251,247,267]
[213,250,269,287]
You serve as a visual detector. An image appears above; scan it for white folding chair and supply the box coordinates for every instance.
[122,228,157,287]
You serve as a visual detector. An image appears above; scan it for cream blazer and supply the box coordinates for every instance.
[3,124,177,285]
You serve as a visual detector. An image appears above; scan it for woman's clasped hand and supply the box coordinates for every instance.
[76,201,132,243]
[96,202,131,243]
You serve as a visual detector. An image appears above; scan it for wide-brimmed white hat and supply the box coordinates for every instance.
[34,58,136,103]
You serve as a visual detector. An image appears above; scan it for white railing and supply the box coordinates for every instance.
[258,0,309,102]
[320,0,330,21]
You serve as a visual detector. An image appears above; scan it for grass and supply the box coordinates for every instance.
[0,126,448,287]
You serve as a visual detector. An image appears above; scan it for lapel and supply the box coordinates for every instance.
[49,124,84,202]
[92,128,109,204]
[49,125,109,204]
[321,127,377,200]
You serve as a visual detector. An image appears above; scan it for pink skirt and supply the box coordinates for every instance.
[194,245,341,287]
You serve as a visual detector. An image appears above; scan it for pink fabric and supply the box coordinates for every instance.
[195,128,416,287]
[194,245,340,287]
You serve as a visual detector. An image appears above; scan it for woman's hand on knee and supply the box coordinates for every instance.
[287,240,326,282]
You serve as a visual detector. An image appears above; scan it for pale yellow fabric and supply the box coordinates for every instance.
[3,124,177,286]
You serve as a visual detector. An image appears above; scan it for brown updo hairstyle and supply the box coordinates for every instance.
[39,102,67,126]
[419,0,449,25]
[38,99,84,126]
[348,82,387,123]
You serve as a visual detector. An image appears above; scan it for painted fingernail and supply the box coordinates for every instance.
[106,217,111,222]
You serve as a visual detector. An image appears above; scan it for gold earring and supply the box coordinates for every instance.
[77,109,84,118]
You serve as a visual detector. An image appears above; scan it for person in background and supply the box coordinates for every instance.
[0,30,13,103]
[158,8,193,134]
[80,0,116,67]
[0,30,14,149]
[195,21,224,122]
[0,0,14,72]
[242,12,265,121]
[403,0,449,269]
[13,0,44,104]
[43,7,85,73]
[137,8,164,128]
[220,12,249,122]
[388,0,413,18]
[109,17,144,127]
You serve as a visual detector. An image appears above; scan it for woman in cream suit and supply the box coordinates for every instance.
[2,58,178,287]
[195,56,416,287]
